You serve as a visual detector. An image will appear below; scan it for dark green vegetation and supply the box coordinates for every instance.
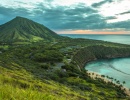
[0,17,130,100]
[73,45,130,67]
[0,16,62,43]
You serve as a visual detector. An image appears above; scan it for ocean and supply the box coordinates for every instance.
[60,34,130,45]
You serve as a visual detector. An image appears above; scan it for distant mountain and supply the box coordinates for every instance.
[0,16,62,43]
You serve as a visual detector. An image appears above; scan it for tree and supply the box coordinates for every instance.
[123,81,126,85]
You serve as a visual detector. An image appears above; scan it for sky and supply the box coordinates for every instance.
[0,0,130,34]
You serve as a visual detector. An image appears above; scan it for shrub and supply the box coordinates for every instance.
[98,91,105,96]
[39,64,50,69]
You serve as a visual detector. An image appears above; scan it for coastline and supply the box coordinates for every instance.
[87,71,130,96]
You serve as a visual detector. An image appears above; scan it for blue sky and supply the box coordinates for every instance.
[0,0,130,34]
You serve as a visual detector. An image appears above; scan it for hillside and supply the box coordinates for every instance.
[0,17,130,99]
[0,16,62,43]
[73,45,130,67]
[0,39,130,99]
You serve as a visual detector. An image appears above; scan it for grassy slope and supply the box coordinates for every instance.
[0,42,85,100]
[0,39,130,100]
[0,65,87,100]
[0,54,123,100]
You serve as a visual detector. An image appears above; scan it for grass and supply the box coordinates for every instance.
[0,64,88,100]
[0,59,118,100]
[0,40,130,100]
[0,84,61,100]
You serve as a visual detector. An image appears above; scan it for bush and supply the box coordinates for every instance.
[98,91,105,96]
[49,74,60,81]
[33,50,63,62]
[79,85,92,91]
[39,64,50,69]
[56,70,69,78]
[61,64,80,74]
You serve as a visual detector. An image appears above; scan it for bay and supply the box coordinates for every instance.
[60,34,130,88]
[85,58,130,88]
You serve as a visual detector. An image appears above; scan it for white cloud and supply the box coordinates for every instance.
[1,0,130,15]
[107,14,130,23]
[0,0,103,8]
[50,0,103,6]
[2,0,129,16]
[99,0,130,22]
[0,0,42,9]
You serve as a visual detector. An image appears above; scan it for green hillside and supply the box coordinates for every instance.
[0,17,130,100]
[73,45,130,67]
[0,39,130,99]
[0,16,62,43]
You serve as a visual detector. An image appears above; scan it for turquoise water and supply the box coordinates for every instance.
[60,34,130,88]
[85,58,130,88]
[60,34,130,45]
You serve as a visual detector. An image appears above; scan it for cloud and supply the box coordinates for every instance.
[13,1,27,5]
[0,0,130,34]
[92,0,113,8]
[110,20,130,29]
[0,5,32,24]
[31,3,100,30]
[0,6,17,24]
[118,11,130,15]
[56,14,107,30]
[105,16,117,20]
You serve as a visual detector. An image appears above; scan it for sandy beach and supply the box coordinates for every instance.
[87,71,130,96]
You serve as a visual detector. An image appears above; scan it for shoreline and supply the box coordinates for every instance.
[87,71,130,96]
